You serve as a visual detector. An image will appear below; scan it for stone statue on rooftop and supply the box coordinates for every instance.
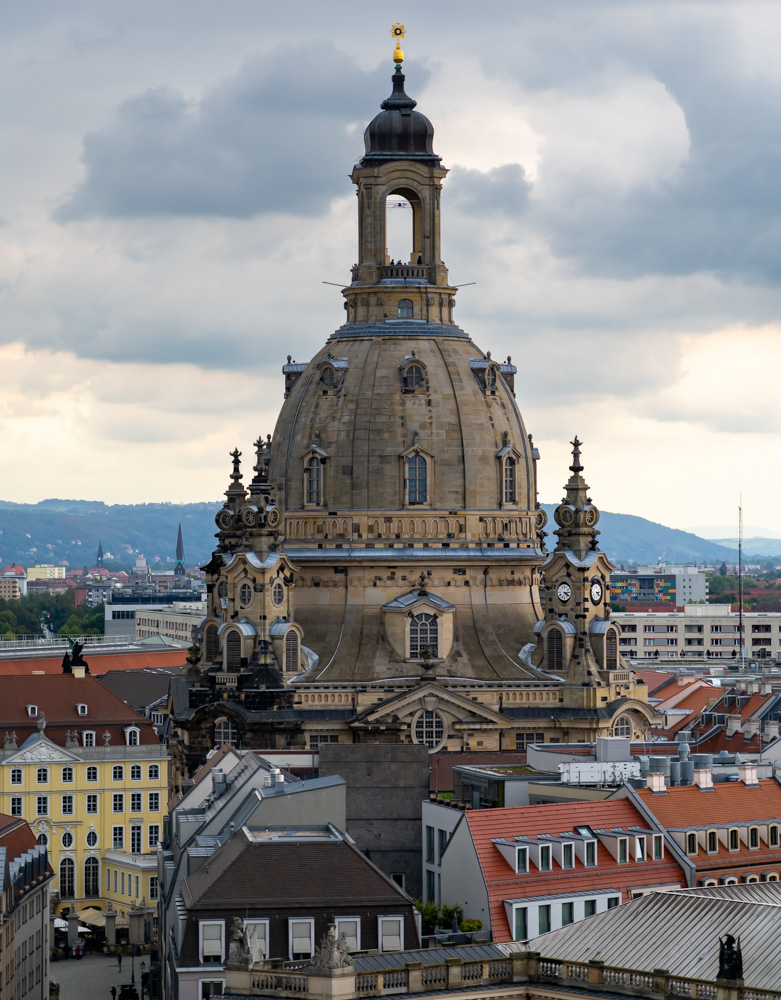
[228,917,250,965]
[311,924,352,970]
[718,934,743,981]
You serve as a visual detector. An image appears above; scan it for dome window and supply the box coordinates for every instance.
[503,456,516,504]
[316,356,348,394]
[239,582,253,608]
[305,456,323,506]
[398,298,414,318]
[320,365,335,388]
[407,455,427,504]
[612,715,632,739]
[471,356,512,395]
[272,580,285,607]
[413,709,445,749]
[605,627,618,670]
[409,613,438,659]
[546,628,563,671]
[399,355,427,393]
[203,623,219,661]
[284,629,301,672]
[225,630,242,671]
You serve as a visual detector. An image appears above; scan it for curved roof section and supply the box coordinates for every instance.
[361,68,439,166]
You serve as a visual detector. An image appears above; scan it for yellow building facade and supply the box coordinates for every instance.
[0,672,168,923]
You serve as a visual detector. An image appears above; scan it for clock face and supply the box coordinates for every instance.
[590,580,603,604]
[557,582,572,603]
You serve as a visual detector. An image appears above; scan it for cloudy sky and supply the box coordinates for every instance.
[2,0,779,535]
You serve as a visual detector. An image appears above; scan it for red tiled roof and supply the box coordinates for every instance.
[638,779,781,829]
[0,675,160,746]
[638,671,677,695]
[2,565,25,576]
[0,814,40,861]
[695,728,761,754]
[464,799,686,941]
[0,650,188,677]
[430,752,527,792]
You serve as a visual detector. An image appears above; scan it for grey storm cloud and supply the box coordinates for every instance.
[447,164,531,218]
[462,4,781,284]
[56,42,414,221]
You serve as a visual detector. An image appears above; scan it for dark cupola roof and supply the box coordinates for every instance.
[361,67,440,166]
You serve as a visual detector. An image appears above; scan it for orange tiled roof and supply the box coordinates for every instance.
[464,799,685,941]
[695,728,761,754]
[0,650,188,677]
[638,779,781,829]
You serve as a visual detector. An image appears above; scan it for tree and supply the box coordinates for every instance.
[719,561,728,576]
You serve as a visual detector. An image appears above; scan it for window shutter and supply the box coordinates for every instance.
[380,919,402,952]
[291,921,312,955]
[201,923,223,957]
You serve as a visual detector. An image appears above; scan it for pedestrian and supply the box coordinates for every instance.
[111,987,117,1000]
[117,954,122,972]
[75,943,82,960]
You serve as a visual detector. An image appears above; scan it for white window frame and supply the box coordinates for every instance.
[199,920,225,964]
[36,796,48,816]
[378,915,404,953]
[112,826,124,850]
[10,796,22,816]
[36,767,48,784]
[334,916,361,953]
[148,764,160,781]
[125,726,140,746]
[288,918,315,960]
[516,846,529,874]
[244,919,270,963]
[86,766,98,782]
[83,731,96,747]
[10,768,22,785]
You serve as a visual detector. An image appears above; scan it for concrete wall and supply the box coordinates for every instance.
[318,744,430,898]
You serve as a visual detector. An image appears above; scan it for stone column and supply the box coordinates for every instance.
[105,904,117,948]
[67,910,79,955]
[129,907,145,947]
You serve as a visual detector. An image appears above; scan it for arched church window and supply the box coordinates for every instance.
[612,715,632,739]
[305,457,323,506]
[546,629,563,671]
[414,710,444,749]
[503,456,516,504]
[84,856,99,898]
[226,630,241,671]
[239,582,253,607]
[204,624,218,660]
[321,365,335,387]
[403,364,424,388]
[407,455,427,505]
[59,857,75,899]
[398,298,414,318]
[214,718,237,747]
[284,629,300,672]
[410,613,438,659]
[605,627,618,669]
[272,580,285,607]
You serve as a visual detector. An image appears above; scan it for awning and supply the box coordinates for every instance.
[54,919,93,933]
[77,908,106,927]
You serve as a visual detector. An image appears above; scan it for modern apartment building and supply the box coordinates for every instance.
[611,568,708,606]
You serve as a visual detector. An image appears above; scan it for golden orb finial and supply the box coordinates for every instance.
[391,24,405,65]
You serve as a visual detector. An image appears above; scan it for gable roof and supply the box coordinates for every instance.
[465,798,685,941]
[637,778,781,829]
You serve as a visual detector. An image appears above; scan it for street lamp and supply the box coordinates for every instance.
[140,960,146,995]
[131,950,135,985]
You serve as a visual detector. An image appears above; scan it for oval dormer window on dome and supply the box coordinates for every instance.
[403,364,423,388]
[320,365,335,388]
[398,298,414,319]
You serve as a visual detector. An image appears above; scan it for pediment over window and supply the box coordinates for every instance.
[382,589,455,661]
[382,588,454,613]
[353,683,508,729]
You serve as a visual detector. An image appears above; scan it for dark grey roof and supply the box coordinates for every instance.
[98,668,177,711]
[329,321,469,341]
[353,943,505,972]
[383,588,455,612]
[502,707,614,720]
[285,547,544,562]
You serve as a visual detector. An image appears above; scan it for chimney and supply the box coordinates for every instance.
[647,771,666,793]
[743,718,761,738]
[73,664,86,679]
[737,762,759,787]
[726,715,742,736]
[765,720,779,742]
[269,767,281,787]
[691,755,714,790]
[212,768,227,798]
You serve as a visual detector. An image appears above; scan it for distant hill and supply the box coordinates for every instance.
[709,537,781,559]
[0,498,745,570]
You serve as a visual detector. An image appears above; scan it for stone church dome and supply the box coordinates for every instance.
[362,67,439,164]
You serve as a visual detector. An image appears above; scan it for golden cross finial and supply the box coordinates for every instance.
[391,24,405,65]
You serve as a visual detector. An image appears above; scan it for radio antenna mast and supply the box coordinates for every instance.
[738,497,744,671]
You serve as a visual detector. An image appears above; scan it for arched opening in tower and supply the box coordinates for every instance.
[386,195,413,263]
